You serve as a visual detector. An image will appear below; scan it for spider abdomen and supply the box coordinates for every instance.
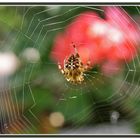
[58,43,91,84]
[64,68,84,84]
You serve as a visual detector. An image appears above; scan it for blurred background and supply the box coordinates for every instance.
[0,5,140,134]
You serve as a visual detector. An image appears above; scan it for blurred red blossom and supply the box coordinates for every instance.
[51,7,140,75]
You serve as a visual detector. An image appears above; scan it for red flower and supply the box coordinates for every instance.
[51,12,99,67]
[104,7,139,61]
[51,7,140,75]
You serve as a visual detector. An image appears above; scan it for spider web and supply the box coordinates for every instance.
[0,5,140,134]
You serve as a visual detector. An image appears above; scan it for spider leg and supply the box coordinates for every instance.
[64,58,67,69]
[58,62,65,74]
[84,60,91,71]
[71,42,79,55]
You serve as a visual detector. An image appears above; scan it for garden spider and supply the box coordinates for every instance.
[58,43,91,84]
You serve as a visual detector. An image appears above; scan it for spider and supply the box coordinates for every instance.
[58,43,91,84]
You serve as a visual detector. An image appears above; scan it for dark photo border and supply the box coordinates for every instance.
[0,2,140,137]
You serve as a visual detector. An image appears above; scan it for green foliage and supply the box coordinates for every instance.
[1,5,140,134]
